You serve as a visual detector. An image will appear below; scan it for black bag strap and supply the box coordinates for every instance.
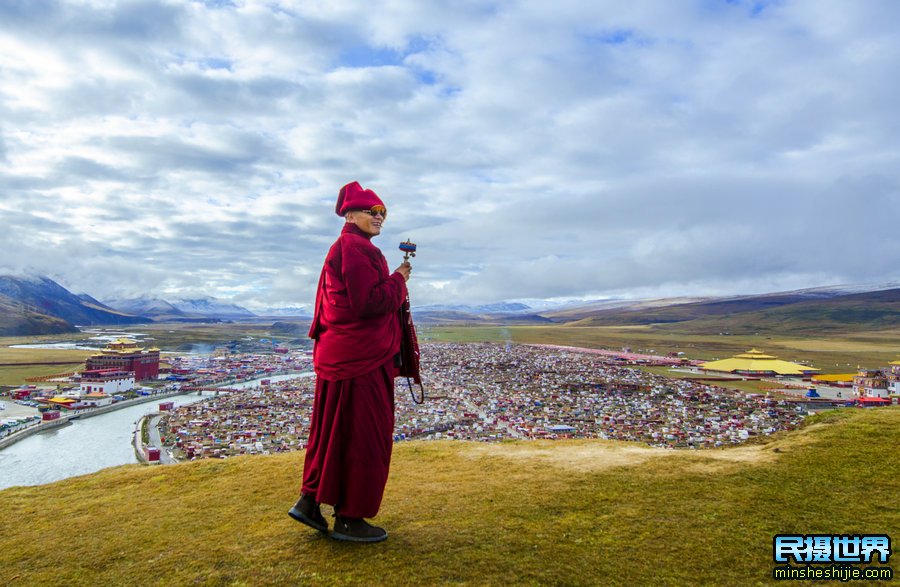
[406,377,424,405]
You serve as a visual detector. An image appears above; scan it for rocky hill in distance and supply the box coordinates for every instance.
[104,296,256,322]
[0,275,258,336]
[0,275,147,336]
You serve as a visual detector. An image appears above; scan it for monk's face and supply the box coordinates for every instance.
[346,209,384,237]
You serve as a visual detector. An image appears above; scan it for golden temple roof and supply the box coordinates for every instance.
[732,349,776,360]
[98,338,147,354]
[700,349,819,375]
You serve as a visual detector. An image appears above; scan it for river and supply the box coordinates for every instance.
[223,372,312,390]
[0,393,207,490]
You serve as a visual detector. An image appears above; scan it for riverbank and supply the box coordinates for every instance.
[133,415,149,464]
[0,417,71,450]
[0,392,211,490]
[0,389,191,452]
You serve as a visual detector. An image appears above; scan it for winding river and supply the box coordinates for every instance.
[0,393,206,490]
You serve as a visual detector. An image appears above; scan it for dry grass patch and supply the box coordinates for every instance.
[467,438,788,477]
[0,345,94,385]
[0,363,86,386]
[0,347,93,363]
[464,440,669,472]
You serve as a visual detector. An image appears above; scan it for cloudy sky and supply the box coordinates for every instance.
[1,0,898,311]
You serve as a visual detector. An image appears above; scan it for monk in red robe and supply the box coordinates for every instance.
[289,181,411,543]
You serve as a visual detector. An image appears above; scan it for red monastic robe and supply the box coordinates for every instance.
[301,223,407,518]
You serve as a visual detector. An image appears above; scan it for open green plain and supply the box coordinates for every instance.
[424,324,900,373]
[0,345,95,386]
[135,321,280,349]
[0,408,897,586]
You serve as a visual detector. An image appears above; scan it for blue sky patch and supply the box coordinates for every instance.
[201,58,233,71]
[719,0,781,17]
[336,35,436,70]
[580,29,652,48]
[337,45,405,68]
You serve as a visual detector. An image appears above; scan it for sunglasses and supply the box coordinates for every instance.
[358,205,387,219]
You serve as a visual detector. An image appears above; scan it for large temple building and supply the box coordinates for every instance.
[85,338,160,381]
[699,349,820,377]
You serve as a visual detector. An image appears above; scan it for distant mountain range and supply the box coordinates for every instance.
[408,284,900,333]
[649,288,900,335]
[540,284,900,334]
[104,296,257,321]
[251,306,312,319]
[0,275,257,335]
[102,297,185,321]
[170,297,257,319]
[2,273,899,336]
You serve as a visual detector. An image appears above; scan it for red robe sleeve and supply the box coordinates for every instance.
[342,236,407,319]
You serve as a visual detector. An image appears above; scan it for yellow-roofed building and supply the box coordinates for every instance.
[44,397,78,410]
[811,373,855,388]
[700,349,819,376]
[85,338,160,381]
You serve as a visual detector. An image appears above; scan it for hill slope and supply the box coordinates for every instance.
[0,275,147,334]
[557,288,900,334]
[1,408,897,585]
[555,293,823,326]
[0,293,75,335]
[664,288,900,335]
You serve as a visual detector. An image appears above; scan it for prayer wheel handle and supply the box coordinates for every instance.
[399,239,417,263]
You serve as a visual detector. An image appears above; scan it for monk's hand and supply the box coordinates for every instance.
[395,262,411,282]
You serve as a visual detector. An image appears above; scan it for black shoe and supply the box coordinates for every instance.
[331,515,388,543]
[288,494,328,534]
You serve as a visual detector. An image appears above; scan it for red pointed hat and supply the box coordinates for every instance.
[335,181,385,216]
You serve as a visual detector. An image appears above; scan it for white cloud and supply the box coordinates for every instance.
[1,0,898,309]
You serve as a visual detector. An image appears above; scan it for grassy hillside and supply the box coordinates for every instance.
[1,408,897,586]
[0,295,75,336]
[550,293,819,326]
[554,289,900,336]
[0,276,147,331]
[668,289,900,335]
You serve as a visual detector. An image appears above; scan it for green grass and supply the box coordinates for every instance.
[0,363,84,386]
[0,346,94,386]
[0,347,95,364]
[136,322,283,350]
[633,365,789,395]
[424,325,900,373]
[1,408,897,586]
